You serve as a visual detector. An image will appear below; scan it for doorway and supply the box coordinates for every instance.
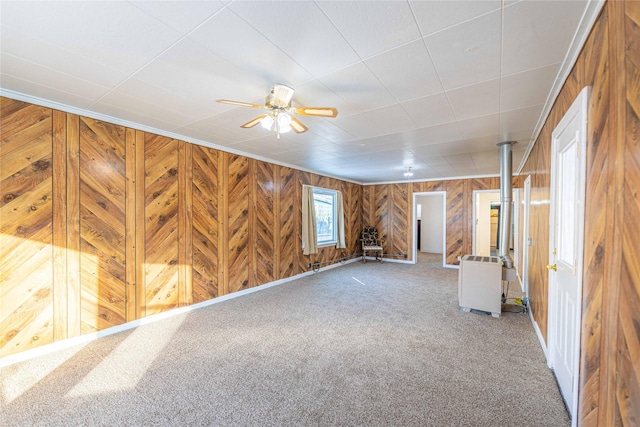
[472,190,500,256]
[548,87,587,422]
[472,190,518,262]
[412,192,446,267]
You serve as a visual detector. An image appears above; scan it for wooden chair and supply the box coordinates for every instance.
[361,226,384,263]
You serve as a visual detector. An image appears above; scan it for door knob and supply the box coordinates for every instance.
[547,264,557,271]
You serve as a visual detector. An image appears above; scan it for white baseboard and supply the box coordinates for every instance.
[310,257,360,272]
[362,256,411,264]
[516,273,525,293]
[0,258,357,368]
[420,249,443,254]
[529,308,548,361]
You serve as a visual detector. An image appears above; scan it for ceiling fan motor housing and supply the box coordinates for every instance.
[268,84,295,108]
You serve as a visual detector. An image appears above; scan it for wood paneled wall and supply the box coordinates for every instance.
[2,4,637,422]
[0,97,361,358]
[362,176,513,265]
[616,3,640,424]
[0,101,55,355]
[521,1,639,425]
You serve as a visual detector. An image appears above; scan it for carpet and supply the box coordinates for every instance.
[0,253,569,426]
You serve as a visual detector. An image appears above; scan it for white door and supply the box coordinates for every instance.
[548,87,587,419]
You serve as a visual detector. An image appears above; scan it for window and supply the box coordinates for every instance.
[302,185,344,255]
[312,187,337,246]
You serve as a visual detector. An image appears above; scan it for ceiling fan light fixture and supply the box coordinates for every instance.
[216,84,338,139]
[277,113,292,133]
[260,115,274,130]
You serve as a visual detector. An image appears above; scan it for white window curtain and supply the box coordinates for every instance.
[302,185,317,255]
[335,191,346,249]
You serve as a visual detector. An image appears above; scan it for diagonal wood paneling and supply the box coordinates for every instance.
[144,134,180,315]
[78,118,126,333]
[192,145,218,303]
[0,6,636,422]
[373,185,389,246]
[279,166,296,279]
[124,128,136,322]
[579,5,610,423]
[227,154,250,293]
[340,180,350,256]
[526,129,551,340]
[445,180,465,265]
[178,141,193,307]
[391,183,408,258]
[520,3,640,425]
[369,179,495,265]
[353,183,363,256]
[362,185,372,230]
[253,160,275,285]
[347,182,362,257]
[1,98,373,359]
[415,181,445,193]
[617,1,640,422]
[0,100,54,357]
[52,110,67,339]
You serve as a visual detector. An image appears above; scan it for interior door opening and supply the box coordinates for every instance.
[473,190,517,262]
[413,192,446,267]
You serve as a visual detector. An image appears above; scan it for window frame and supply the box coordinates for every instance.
[312,187,338,247]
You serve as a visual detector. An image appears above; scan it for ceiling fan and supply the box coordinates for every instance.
[216,84,338,139]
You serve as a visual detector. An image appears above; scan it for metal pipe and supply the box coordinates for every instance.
[497,141,516,268]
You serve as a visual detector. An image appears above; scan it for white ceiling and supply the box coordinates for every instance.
[0,1,602,183]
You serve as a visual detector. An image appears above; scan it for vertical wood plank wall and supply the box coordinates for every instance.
[521,2,639,425]
[0,97,362,359]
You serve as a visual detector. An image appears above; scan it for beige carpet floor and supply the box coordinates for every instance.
[0,253,569,426]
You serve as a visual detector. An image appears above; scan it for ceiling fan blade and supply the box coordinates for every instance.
[293,106,338,118]
[241,114,268,129]
[216,99,265,109]
[290,116,308,133]
[271,84,295,107]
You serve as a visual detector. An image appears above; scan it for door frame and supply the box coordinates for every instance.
[412,191,447,267]
[547,86,588,423]
[471,189,500,256]
[522,175,531,297]
[513,188,521,278]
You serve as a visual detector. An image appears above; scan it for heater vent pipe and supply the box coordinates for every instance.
[497,141,516,268]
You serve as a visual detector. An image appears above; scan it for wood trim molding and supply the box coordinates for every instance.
[52,110,67,340]
[66,114,81,338]
[124,128,136,321]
